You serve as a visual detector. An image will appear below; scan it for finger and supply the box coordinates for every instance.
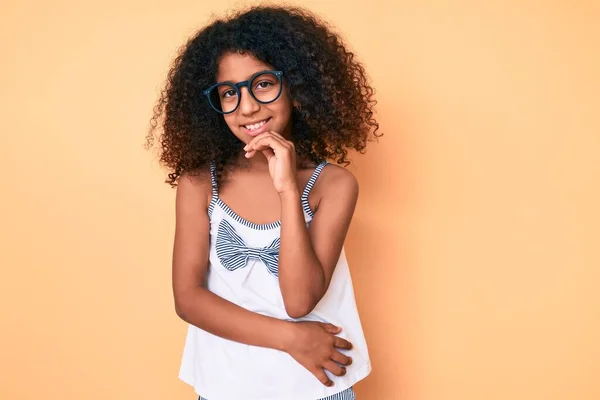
[250,135,289,152]
[333,337,353,350]
[248,143,278,160]
[243,132,284,151]
[249,137,291,158]
[243,133,268,152]
[254,132,292,148]
[330,351,352,367]
[259,147,275,160]
[312,367,334,387]
[267,130,284,139]
[323,360,346,377]
[244,145,275,157]
[268,131,294,146]
[321,323,342,334]
[243,137,259,152]
[244,139,276,159]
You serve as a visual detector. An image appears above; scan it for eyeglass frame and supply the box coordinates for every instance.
[202,70,285,115]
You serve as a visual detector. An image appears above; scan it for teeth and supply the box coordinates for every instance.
[244,119,268,131]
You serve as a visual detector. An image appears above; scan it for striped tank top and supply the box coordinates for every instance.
[179,161,371,400]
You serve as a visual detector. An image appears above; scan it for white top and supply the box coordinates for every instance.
[179,162,371,400]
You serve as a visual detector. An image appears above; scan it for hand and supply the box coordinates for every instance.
[282,321,353,387]
[243,131,298,194]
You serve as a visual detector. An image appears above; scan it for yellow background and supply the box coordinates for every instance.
[1,0,599,399]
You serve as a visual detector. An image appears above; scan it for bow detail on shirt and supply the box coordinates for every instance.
[215,219,280,277]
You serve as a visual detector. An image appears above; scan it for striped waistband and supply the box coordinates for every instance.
[198,386,355,400]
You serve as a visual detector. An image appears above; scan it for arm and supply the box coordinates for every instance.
[172,171,290,350]
[278,167,358,318]
[172,170,354,387]
[243,132,359,318]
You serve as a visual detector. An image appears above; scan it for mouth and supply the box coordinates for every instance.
[241,118,271,136]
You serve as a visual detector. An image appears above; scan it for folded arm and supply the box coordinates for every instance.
[278,165,359,318]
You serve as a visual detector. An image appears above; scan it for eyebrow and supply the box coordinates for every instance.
[215,69,272,85]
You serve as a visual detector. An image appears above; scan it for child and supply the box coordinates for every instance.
[146,5,380,400]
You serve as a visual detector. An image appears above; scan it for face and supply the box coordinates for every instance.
[214,52,295,144]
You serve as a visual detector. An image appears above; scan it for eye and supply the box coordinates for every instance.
[254,80,274,90]
[221,89,237,99]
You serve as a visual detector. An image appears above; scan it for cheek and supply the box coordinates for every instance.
[272,99,293,121]
[223,115,238,131]
[222,115,247,142]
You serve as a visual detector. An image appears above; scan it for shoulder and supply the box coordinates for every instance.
[315,163,359,200]
[176,169,213,208]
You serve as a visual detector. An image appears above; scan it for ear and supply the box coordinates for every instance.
[293,99,301,109]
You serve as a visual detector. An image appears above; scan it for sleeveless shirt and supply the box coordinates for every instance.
[178,162,371,400]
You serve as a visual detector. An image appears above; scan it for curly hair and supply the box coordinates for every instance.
[146,4,381,187]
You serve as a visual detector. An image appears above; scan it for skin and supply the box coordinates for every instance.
[172,52,360,387]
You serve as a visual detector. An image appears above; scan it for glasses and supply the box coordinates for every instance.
[203,70,284,114]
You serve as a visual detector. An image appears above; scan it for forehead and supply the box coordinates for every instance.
[216,52,275,82]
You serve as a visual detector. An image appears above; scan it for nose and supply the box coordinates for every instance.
[238,86,260,116]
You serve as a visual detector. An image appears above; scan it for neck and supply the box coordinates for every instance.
[233,149,315,171]
[234,150,269,171]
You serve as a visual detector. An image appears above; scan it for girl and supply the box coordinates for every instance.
[146,5,380,400]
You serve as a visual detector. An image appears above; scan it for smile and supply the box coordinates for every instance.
[243,118,270,131]
[242,118,271,136]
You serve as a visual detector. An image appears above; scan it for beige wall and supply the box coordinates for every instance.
[1,0,599,399]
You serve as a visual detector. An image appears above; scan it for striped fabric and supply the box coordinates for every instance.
[198,386,356,400]
[208,161,328,229]
[211,162,327,276]
[207,163,219,218]
[215,218,281,276]
[301,162,327,219]
[191,161,366,400]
